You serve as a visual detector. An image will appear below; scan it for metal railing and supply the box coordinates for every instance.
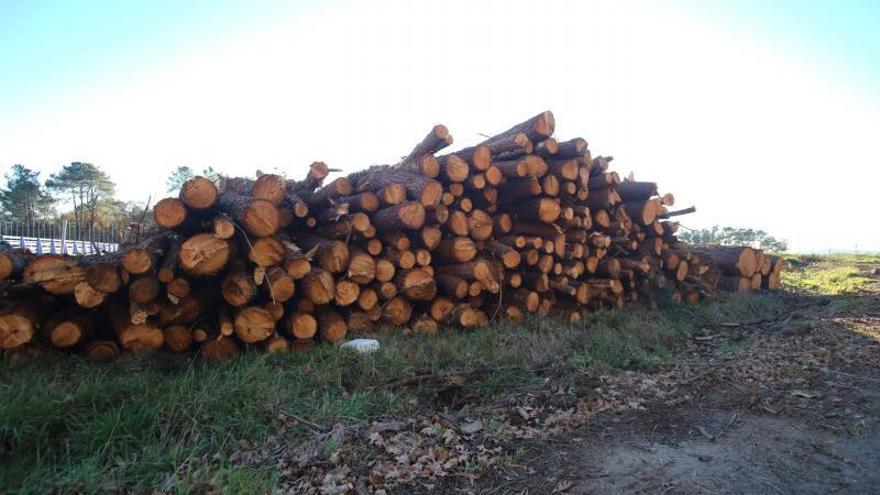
[0,220,120,255]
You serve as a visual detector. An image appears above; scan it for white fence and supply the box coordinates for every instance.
[1,235,119,255]
[0,220,121,255]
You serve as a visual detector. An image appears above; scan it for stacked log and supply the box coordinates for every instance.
[0,111,784,360]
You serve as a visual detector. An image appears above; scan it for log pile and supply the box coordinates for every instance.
[0,111,784,360]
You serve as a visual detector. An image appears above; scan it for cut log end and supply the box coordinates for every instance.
[180,234,231,276]
[242,199,281,237]
[180,176,218,210]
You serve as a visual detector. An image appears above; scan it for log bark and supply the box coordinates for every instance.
[216,193,280,237]
[691,246,758,277]
[618,181,658,202]
[507,197,561,223]
[372,202,426,232]
[157,237,183,283]
[398,124,452,174]
[493,110,555,143]
[297,234,350,273]
[438,154,470,183]
[122,234,169,275]
[0,245,33,280]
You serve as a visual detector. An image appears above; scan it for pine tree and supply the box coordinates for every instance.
[0,164,56,221]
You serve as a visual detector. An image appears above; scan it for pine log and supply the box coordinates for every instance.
[436,272,468,299]
[481,110,556,150]
[618,181,658,202]
[334,279,360,306]
[382,296,412,326]
[508,197,561,223]
[488,241,522,268]
[84,259,122,294]
[82,340,120,361]
[375,259,396,282]
[74,281,107,308]
[385,248,416,269]
[436,259,492,282]
[534,138,559,157]
[398,124,452,175]
[212,215,236,239]
[553,137,589,159]
[691,246,758,277]
[180,176,218,210]
[547,158,580,181]
[0,298,49,349]
[156,237,183,283]
[129,275,161,304]
[302,267,336,304]
[623,200,659,226]
[468,209,494,240]
[357,287,379,310]
[216,193,280,237]
[394,268,437,301]
[297,234,349,273]
[372,202,426,232]
[22,255,86,295]
[153,197,199,232]
[317,306,347,343]
[250,174,287,205]
[419,225,443,251]
[336,192,380,213]
[434,237,477,263]
[449,305,488,328]
[166,277,191,299]
[412,314,440,335]
[179,234,231,276]
[122,234,169,275]
[286,311,317,340]
[234,306,276,343]
[438,154,470,183]
[308,178,353,207]
[201,336,240,360]
[109,300,164,351]
[163,325,193,353]
[264,266,296,302]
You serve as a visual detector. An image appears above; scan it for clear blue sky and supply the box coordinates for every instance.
[2,0,876,111]
[1,0,878,251]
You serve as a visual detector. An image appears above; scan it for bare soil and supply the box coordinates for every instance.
[437,274,880,494]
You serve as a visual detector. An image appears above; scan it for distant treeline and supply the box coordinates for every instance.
[678,225,788,253]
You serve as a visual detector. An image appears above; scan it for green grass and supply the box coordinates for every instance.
[2,255,873,493]
[781,253,876,295]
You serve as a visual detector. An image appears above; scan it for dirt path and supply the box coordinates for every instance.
[455,276,880,494]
